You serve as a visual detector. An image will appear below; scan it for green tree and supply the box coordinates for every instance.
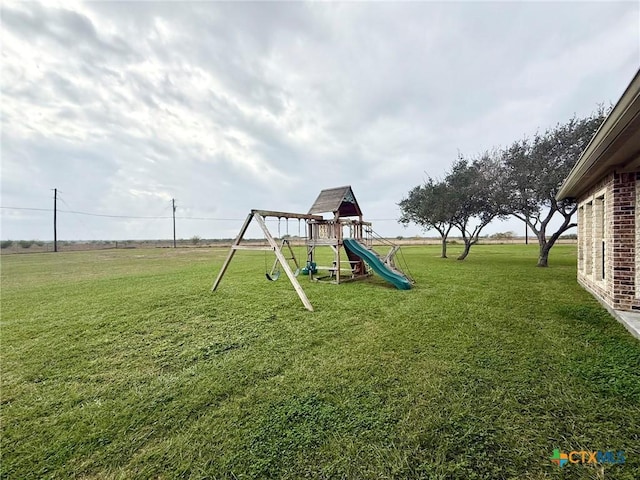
[503,107,608,267]
[446,152,510,260]
[490,231,515,240]
[399,177,455,258]
[400,151,508,260]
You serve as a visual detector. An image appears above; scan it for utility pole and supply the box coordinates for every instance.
[172,198,176,248]
[53,188,58,252]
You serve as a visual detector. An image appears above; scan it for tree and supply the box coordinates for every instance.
[503,107,608,267]
[399,152,508,260]
[490,231,515,240]
[399,177,455,258]
[446,152,510,260]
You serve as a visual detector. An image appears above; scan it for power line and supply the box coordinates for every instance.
[176,216,244,221]
[1,206,51,212]
[60,210,172,219]
[1,206,399,222]
[2,206,246,221]
[56,194,99,241]
[2,206,182,219]
[2,206,395,222]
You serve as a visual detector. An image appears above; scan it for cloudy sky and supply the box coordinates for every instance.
[1,1,638,241]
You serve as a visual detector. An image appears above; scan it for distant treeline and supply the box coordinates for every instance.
[1,233,578,254]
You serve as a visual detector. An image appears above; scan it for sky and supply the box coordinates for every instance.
[1,0,639,241]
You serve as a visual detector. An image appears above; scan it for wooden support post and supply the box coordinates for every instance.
[254,213,314,312]
[336,221,341,284]
[211,212,254,291]
[383,245,400,266]
[286,240,300,271]
[308,222,314,281]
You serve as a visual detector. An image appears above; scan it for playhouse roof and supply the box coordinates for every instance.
[308,185,363,218]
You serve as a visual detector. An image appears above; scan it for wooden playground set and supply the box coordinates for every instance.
[212,186,413,311]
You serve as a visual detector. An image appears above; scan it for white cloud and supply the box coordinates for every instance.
[1,1,638,240]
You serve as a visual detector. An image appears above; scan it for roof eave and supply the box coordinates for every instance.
[557,69,640,200]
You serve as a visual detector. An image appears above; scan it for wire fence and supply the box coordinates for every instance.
[1,201,408,246]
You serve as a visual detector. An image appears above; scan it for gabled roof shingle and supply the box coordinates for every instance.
[308,185,363,217]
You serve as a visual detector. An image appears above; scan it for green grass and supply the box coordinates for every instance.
[1,245,639,479]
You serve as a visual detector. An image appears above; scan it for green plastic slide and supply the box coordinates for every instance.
[343,238,412,290]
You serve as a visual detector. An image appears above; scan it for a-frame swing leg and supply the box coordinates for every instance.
[254,214,314,312]
[284,240,301,271]
[211,212,254,291]
[270,239,301,274]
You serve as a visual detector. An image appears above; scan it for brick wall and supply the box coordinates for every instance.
[577,171,638,312]
[631,172,640,311]
[612,172,638,311]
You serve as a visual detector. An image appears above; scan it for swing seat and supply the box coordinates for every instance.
[301,262,318,275]
[266,268,300,281]
[265,271,280,281]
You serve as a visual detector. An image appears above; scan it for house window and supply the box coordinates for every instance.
[594,196,605,281]
[578,206,584,271]
[584,201,593,276]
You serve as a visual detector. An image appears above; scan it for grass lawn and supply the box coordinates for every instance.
[1,244,639,479]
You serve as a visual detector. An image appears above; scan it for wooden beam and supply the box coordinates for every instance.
[254,213,314,311]
[232,245,274,251]
[212,212,253,291]
[382,246,400,266]
[252,209,322,221]
[284,240,301,270]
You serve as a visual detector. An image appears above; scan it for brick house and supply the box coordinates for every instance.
[557,69,640,339]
